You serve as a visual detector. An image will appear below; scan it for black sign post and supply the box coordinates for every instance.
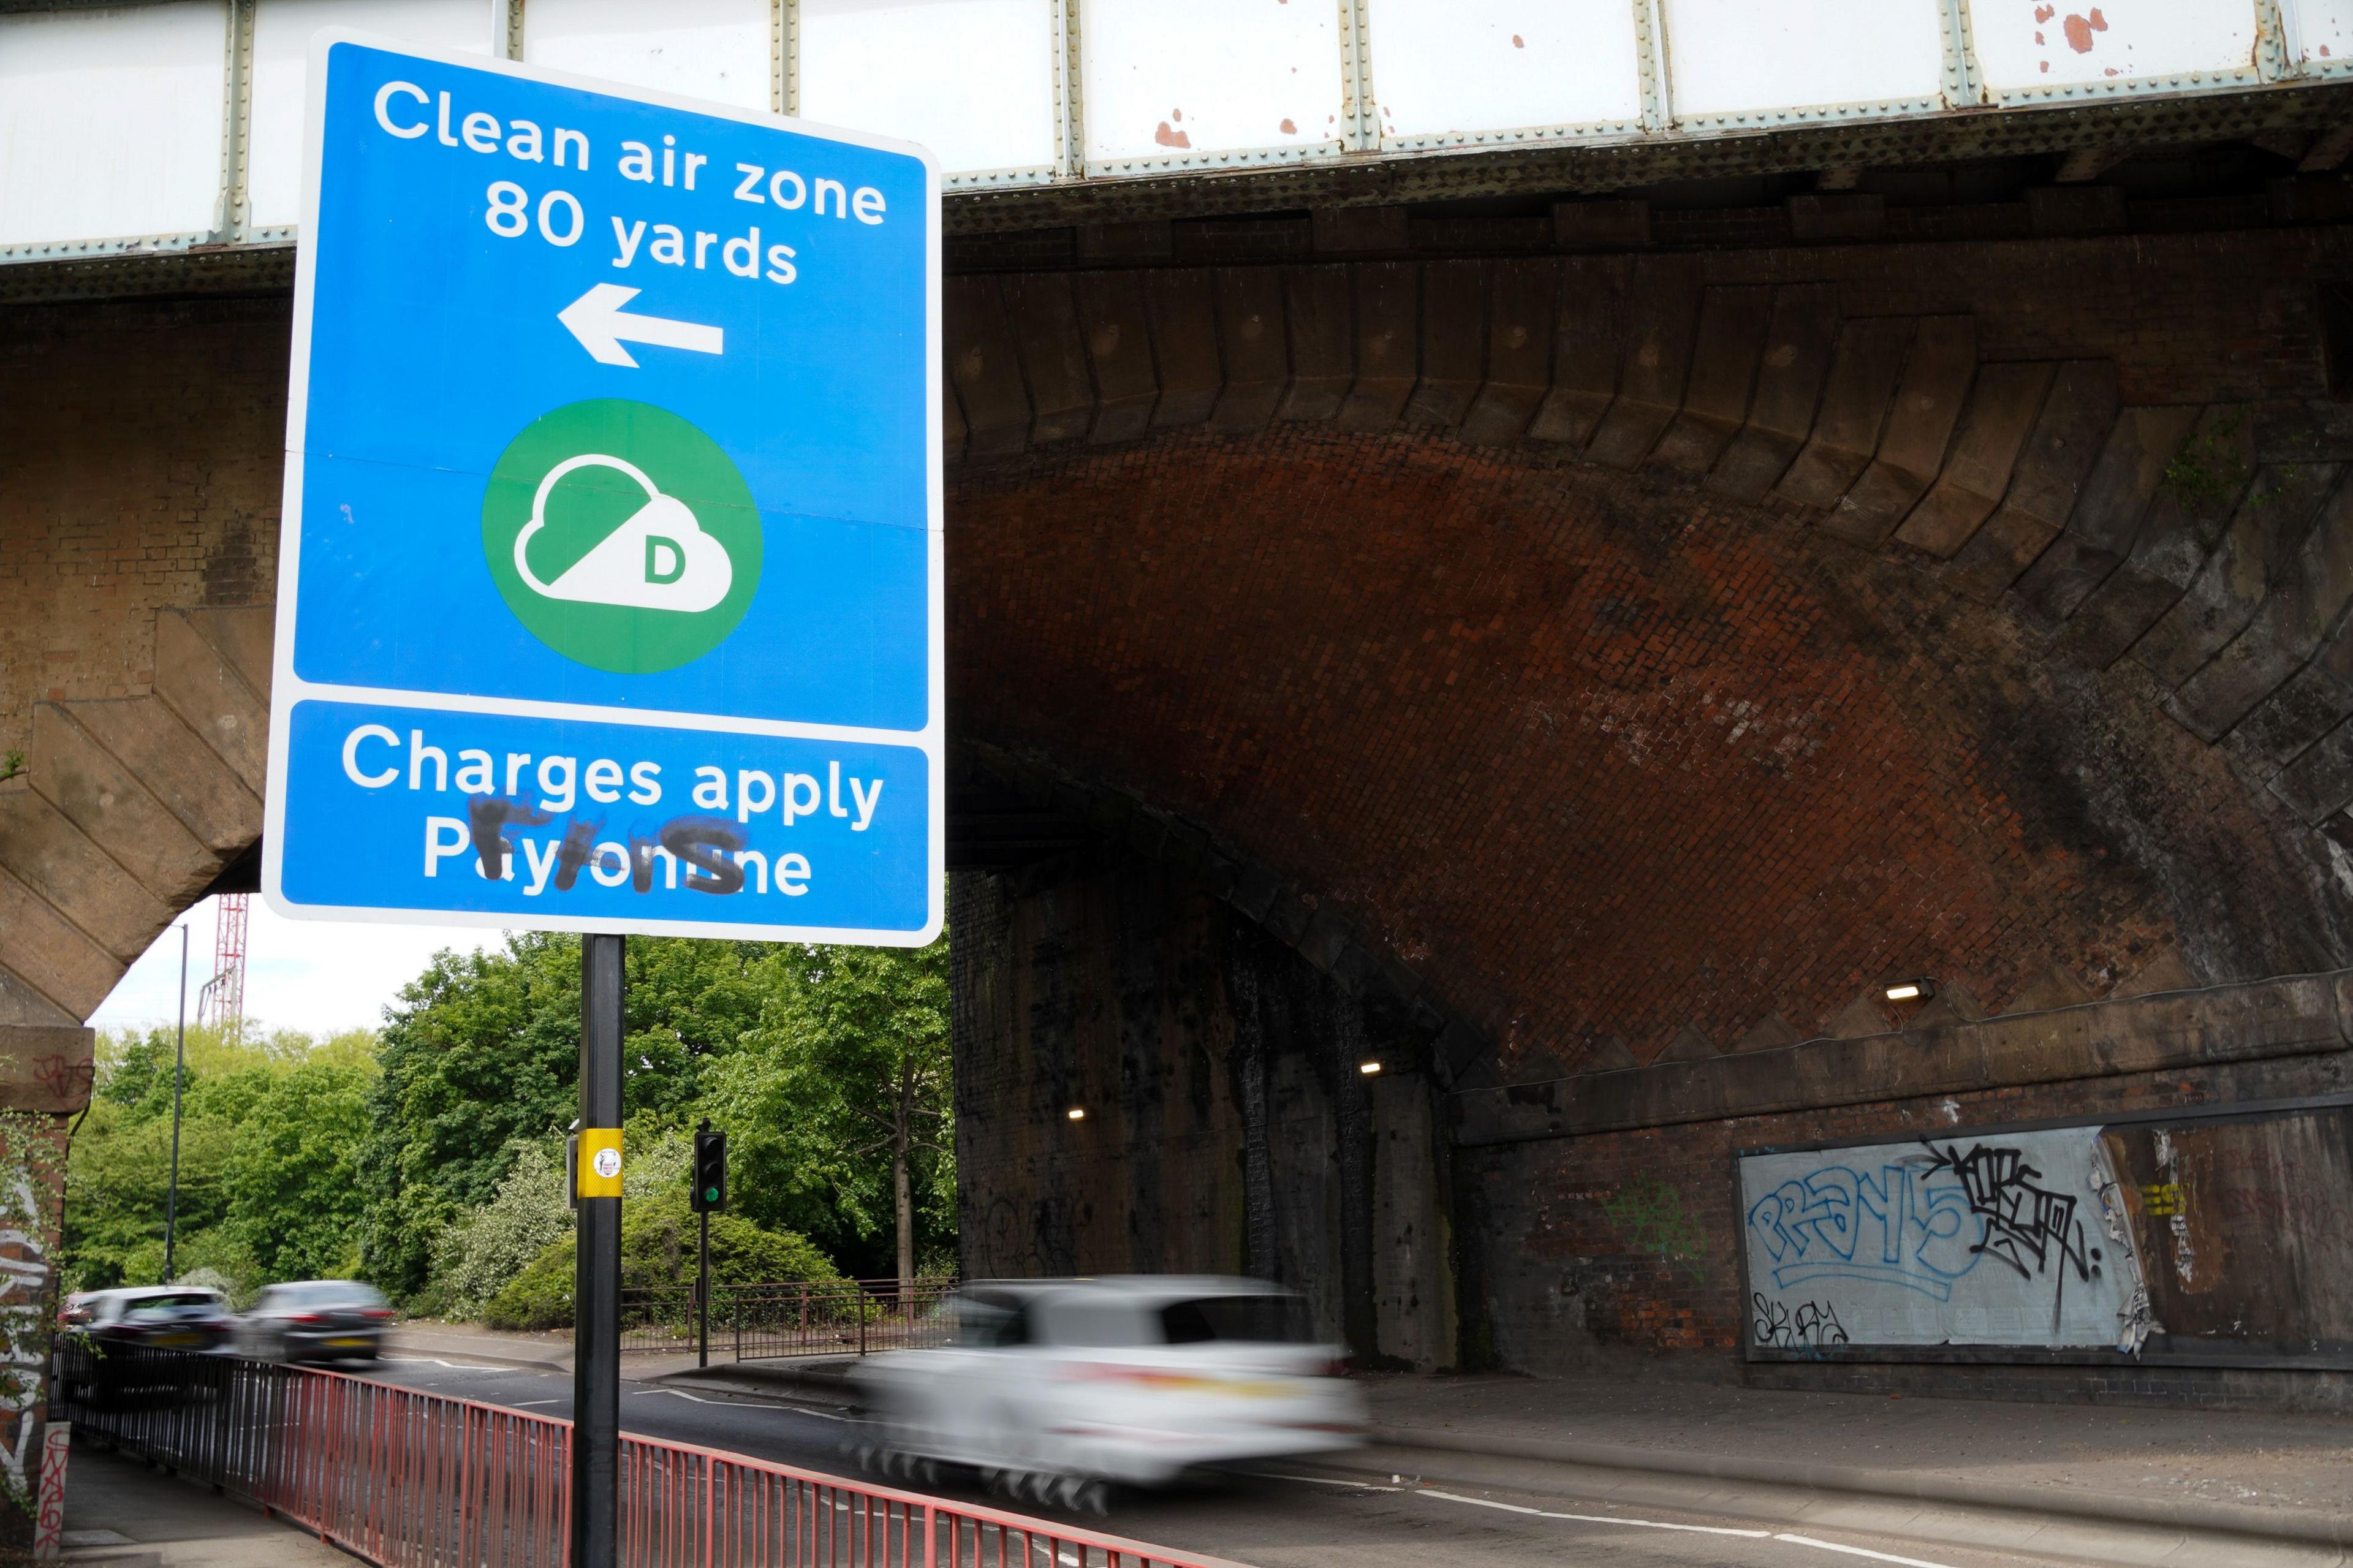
[572,934,625,1568]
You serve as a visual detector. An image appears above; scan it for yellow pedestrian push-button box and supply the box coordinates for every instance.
[577,1127,624,1199]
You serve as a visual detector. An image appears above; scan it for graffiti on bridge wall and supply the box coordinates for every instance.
[1751,1294,1848,1349]
[1740,1127,2150,1351]
[0,1167,47,1497]
[1602,1175,1708,1282]
[0,1112,68,1518]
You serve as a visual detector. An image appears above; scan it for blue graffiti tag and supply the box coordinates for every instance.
[1745,1158,1982,1300]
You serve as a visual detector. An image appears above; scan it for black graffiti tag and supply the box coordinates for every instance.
[1751,1293,1849,1349]
[1922,1141,2096,1282]
[470,797,748,896]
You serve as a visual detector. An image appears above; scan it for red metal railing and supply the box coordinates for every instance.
[58,1345,1249,1568]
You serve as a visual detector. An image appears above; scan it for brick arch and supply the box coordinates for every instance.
[941,249,2353,1080]
[0,608,268,1034]
[9,244,2353,1092]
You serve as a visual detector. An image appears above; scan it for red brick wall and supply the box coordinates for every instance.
[949,426,2339,1080]
[0,298,287,752]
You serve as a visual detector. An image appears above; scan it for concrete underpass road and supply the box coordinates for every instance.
[355,1354,2096,1568]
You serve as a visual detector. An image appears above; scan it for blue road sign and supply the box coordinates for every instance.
[263,34,942,944]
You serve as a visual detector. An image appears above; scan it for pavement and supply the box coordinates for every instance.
[58,1443,354,1567]
[384,1317,574,1369]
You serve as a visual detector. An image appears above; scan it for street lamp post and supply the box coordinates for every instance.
[162,923,189,1284]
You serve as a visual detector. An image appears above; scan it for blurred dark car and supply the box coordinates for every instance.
[71,1287,234,1352]
[237,1279,395,1363]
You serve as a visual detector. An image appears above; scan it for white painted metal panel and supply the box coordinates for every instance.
[2285,0,2353,71]
[0,2,229,252]
[523,0,770,112]
[248,0,497,232]
[1082,0,1345,170]
[801,0,1056,178]
[1975,0,2260,96]
[1366,0,1642,143]
[1661,0,1945,121]
[1741,1128,2147,1350]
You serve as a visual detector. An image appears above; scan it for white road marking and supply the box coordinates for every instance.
[513,1399,563,1408]
[1421,1489,1771,1537]
[1413,1489,1968,1567]
[641,1387,816,1415]
[377,1356,516,1371]
[1773,1534,1963,1568]
[1265,1473,1405,1491]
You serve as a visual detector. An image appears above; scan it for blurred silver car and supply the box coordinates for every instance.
[237,1279,395,1363]
[852,1276,1363,1504]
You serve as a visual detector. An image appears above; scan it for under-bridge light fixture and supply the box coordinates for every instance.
[1066,1106,1086,1121]
[1884,978,1937,1003]
[1358,1060,1383,1075]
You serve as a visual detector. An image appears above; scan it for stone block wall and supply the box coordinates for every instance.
[951,857,1452,1366]
[0,297,282,1037]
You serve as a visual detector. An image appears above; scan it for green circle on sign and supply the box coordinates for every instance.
[482,400,762,674]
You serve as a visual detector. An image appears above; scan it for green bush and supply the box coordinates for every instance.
[482,1192,841,1331]
[425,1142,571,1317]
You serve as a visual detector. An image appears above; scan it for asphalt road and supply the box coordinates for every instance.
[360,1351,2075,1568]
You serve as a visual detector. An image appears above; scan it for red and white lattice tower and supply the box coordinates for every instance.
[210,893,249,1045]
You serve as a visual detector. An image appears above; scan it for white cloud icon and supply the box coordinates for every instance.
[513,453,734,614]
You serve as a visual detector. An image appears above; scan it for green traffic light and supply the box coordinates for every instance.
[704,1187,718,1202]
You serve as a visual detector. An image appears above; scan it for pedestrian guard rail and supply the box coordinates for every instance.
[55,1343,1249,1568]
[619,1281,957,1361]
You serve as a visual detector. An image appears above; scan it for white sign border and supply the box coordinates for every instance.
[262,28,945,949]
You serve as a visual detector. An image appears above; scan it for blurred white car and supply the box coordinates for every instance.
[851,1276,1363,1503]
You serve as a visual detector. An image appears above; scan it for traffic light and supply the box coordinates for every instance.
[692,1125,727,1213]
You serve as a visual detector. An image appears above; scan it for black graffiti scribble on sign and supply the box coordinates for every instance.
[1921,1141,2096,1282]
[661,815,746,895]
[468,795,550,881]
[469,797,748,895]
[1751,1293,1849,1349]
[551,816,601,892]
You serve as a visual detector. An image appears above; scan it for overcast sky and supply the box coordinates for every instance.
[88,897,502,1040]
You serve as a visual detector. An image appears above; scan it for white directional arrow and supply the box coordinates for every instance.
[558,284,724,368]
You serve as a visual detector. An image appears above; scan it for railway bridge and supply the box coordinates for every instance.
[7,0,2353,1445]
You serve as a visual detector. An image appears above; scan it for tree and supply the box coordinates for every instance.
[425,1142,573,1317]
[62,1025,376,1297]
[346,928,955,1305]
[703,940,952,1290]
[358,937,586,1297]
[357,933,790,1298]
[221,1059,374,1281]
